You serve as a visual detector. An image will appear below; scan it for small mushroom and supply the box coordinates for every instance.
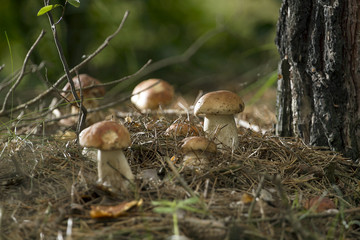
[131,79,174,111]
[60,74,105,126]
[164,122,201,138]
[194,90,244,148]
[181,136,217,172]
[79,120,134,191]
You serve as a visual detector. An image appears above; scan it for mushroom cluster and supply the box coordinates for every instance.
[75,77,246,194]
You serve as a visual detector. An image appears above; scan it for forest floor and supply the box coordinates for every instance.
[1,89,360,240]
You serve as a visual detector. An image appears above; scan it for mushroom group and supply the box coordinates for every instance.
[75,80,245,193]
[79,120,134,191]
[194,90,244,148]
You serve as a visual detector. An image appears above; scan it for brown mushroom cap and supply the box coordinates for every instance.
[164,123,200,138]
[131,79,174,110]
[62,74,105,102]
[79,121,131,150]
[181,136,217,153]
[194,90,244,116]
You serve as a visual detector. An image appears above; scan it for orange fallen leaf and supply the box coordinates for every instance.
[241,193,254,204]
[170,155,177,163]
[90,199,143,218]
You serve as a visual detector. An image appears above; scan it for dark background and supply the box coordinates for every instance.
[0,0,281,102]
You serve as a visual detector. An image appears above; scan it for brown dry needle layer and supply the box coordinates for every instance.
[0,112,359,240]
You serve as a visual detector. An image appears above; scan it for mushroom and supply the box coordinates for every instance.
[79,120,134,191]
[131,79,174,111]
[181,136,217,172]
[164,122,201,138]
[194,90,244,148]
[60,74,105,126]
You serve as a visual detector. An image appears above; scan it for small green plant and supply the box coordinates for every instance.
[152,197,205,237]
[37,0,80,16]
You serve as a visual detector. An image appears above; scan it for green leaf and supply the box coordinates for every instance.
[179,205,205,214]
[180,197,199,206]
[37,4,62,16]
[153,207,176,214]
[151,200,177,208]
[67,0,80,8]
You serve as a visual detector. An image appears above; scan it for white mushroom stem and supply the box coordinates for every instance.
[203,114,238,148]
[97,149,134,189]
[183,151,209,169]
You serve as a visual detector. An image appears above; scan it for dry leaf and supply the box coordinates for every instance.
[241,193,254,204]
[90,199,143,218]
[55,130,77,141]
[170,155,177,163]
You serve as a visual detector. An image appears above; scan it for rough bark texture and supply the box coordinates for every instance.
[275,0,360,160]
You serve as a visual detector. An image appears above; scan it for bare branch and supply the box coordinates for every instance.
[130,27,223,80]
[0,11,130,117]
[0,63,45,94]
[59,59,152,95]
[106,26,223,97]
[0,30,45,115]
[46,6,87,133]
[3,62,151,131]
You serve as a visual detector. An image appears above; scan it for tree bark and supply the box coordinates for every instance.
[275,0,360,160]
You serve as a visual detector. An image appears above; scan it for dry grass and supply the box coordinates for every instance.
[1,107,360,240]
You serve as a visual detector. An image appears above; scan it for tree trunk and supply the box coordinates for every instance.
[275,0,360,160]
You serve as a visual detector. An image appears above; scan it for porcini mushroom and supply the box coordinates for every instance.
[79,120,134,191]
[131,79,174,111]
[164,122,201,138]
[194,90,244,148]
[181,136,217,172]
[60,74,105,126]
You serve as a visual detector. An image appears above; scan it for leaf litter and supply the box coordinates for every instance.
[1,107,360,240]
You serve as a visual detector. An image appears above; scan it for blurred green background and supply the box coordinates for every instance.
[0,0,281,101]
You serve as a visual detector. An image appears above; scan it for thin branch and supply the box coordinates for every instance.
[60,26,221,97]
[128,27,223,80]
[59,59,152,95]
[2,59,152,130]
[0,11,130,117]
[0,63,45,93]
[0,70,21,93]
[106,26,223,97]
[46,6,87,133]
[0,30,45,114]
[85,77,161,113]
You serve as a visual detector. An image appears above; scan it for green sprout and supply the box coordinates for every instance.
[152,197,205,237]
[37,0,80,17]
